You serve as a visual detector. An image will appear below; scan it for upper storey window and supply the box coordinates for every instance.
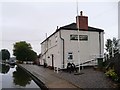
[70,34,88,41]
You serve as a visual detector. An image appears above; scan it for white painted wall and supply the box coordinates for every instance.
[41,31,62,68]
[61,29,104,68]
[41,29,104,69]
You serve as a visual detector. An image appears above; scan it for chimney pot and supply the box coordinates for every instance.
[80,11,83,16]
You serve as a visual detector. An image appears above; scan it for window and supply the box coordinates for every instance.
[79,35,88,41]
[68,52,73,60]
[55,35,57,42]
[70,34,88,41]
[70,35,78,40]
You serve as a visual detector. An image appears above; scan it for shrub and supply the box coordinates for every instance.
[105,69,120,82]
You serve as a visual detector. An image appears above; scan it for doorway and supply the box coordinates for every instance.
[51,54,54,68]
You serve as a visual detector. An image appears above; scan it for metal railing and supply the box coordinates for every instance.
[54,50,120,74]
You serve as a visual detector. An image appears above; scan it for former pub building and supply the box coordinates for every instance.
[40,11,104,69]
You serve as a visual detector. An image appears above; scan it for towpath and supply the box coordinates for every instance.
[19,64,114,89]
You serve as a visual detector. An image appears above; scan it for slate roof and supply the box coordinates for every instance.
[58,23,104,32]
[41,23,104,44]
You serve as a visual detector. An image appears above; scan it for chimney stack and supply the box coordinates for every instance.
[76,11,88,30]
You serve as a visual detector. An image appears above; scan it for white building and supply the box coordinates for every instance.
[40,11,104,69]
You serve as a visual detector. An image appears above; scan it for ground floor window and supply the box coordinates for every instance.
[68,52,73,60]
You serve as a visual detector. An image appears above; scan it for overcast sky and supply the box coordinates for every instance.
[0,0,119,56]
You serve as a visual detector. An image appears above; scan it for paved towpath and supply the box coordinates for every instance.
[55,67,114,88]
[18,64,79,89]
[19,64,114,89]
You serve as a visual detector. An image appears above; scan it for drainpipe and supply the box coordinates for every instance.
[99,32,102,57]
[59,29,65,68]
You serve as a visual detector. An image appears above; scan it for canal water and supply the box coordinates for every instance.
[0,63,40,89]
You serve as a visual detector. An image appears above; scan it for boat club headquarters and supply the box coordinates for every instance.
[40,11,104,69]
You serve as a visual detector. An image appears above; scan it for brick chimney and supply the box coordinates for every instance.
[76,11,88,30]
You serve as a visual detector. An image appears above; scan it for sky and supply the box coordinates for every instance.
[0,0,119,56]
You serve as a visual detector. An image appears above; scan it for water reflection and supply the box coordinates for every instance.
[0,64,10,74]
[1,64,39,88]
[12,66,32,87]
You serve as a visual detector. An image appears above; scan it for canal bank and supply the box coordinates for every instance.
[18,64,80,89]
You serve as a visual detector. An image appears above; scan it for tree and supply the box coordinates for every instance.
[27,50,37,61]
[105,38,120,59]
[105,39,112,58]
[113,37,119,55]
[0,49,10,61]
[13,41,37,62]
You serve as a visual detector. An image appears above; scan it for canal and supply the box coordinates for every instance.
[0,63,40,89]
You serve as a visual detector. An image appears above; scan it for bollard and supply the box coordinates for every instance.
[54,67,56,72]
[82,64,84,70]
[57,67,58,73]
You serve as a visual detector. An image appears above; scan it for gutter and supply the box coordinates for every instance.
[59,30,65,68]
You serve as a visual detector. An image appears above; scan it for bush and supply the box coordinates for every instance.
[105,69,120,82]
